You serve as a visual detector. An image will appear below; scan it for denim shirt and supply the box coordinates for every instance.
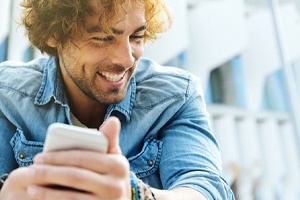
[0,56,234,199]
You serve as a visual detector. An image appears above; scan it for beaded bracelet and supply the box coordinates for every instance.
[0,174,9,190]
[130,172,156,200]
[130,172,139,200]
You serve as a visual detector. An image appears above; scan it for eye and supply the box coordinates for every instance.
[130,34,145,42]
[92,36,114,42]
[131,35,144,39]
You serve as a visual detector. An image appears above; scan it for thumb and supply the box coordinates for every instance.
[99,116,122,154]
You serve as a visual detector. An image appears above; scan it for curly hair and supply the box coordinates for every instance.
[20,0,172,57]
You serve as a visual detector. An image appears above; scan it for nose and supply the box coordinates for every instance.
[111,39,135,68]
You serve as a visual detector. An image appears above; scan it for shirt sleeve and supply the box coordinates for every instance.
[0,116,19,174]
[158,80,235,200]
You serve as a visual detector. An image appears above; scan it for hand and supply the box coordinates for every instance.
[0,167,35,200]
[0,117,132,200]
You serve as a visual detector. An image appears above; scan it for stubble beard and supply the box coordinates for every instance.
[70,71,129,104]
[60,61,127,105]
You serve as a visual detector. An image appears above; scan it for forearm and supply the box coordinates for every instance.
[130,172,206,200]
[152,187,207,200]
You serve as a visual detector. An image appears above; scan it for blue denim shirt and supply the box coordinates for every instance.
[0,56,234,199]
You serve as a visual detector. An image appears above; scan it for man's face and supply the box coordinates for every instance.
[56,0,146,104]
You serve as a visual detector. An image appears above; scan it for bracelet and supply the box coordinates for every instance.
[130,172,139,200]
[130,172,156,200]
[0,174,9,190]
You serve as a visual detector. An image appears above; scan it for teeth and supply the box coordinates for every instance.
[101,71,125,82]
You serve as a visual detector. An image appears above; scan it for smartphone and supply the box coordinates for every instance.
[43,123,108,153]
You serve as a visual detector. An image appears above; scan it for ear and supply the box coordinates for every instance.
[46,37,59,48]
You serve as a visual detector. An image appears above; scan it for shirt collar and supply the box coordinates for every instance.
[105,76,136,122]
[34,57,67,106]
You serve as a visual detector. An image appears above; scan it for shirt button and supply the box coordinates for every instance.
[19,152,26,159]
[147,160,154,167]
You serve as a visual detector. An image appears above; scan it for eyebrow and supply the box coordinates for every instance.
[86,24,147,35]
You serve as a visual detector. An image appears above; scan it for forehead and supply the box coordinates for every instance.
[85,0,146,31]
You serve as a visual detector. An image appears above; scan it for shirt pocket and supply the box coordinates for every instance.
[128,139,163,178]
[10,128,44,167]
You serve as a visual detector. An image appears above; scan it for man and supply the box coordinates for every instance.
[0,0,234,199]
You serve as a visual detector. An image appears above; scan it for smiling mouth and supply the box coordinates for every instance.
[99,71,126,82]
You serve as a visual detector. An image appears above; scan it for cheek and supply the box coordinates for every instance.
[82,48,107,64]
[132,43,144,58]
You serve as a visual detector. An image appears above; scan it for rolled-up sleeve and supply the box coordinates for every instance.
[159,87,235,200]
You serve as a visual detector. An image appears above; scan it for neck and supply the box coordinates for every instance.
[68,96,108,128]
[63,81,108,128]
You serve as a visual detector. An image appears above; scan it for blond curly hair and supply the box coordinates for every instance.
[20,0,172,57]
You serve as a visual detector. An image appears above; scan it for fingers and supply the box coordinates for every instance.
[27,185,95,200]
[99,116,122,154]
[33,150,129,176]
[26,164,130,200]
[0,167,34,200]
[27,165,104,193]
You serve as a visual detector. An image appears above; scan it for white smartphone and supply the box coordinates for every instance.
[43,123,108,153]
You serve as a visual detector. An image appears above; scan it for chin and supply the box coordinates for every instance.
[94,86,128,104]
[100,93,127,104]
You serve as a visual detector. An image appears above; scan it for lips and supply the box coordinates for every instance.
[99,71,126,82]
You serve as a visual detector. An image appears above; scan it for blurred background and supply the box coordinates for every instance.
[1,0,300,199]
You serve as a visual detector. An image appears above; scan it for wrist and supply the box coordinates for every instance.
[130,172,139,200]
[130,172,156,200]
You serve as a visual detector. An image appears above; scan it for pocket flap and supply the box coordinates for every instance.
[128,139,163,178]
[10,129,44,167]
